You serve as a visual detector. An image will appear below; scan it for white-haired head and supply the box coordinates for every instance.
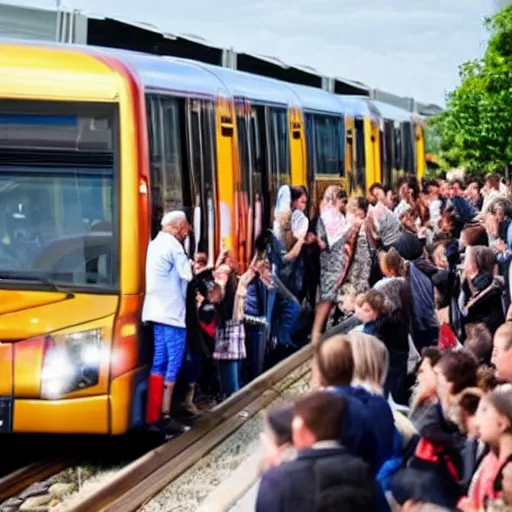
[161,210,187,227]
[160,210,190,242]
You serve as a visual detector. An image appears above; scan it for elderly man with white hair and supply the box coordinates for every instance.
[143,210,192,435]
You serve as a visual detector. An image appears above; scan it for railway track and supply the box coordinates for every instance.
[63,344,313,512]
[0,457,77,504]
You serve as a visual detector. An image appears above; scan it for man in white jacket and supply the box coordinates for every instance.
[143,210,193,434]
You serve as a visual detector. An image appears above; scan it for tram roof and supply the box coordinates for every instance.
[0,38,229,98]
[371,99,413,122]
[181,60,301,107]
[283,82,345,116]
[88,47,229,98]
[338,95,380,120]
[0,38,390,119]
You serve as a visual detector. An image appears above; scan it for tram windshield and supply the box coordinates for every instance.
[0,101,118,291]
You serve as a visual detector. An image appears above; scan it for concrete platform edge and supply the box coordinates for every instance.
[197,450,261,512]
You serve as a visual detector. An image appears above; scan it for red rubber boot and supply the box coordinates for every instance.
[146,374,164,425]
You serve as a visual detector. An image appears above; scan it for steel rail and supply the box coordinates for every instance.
[67,344,313,512]
[0,456,76,503]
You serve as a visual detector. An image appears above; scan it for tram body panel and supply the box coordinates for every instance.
[0,39,428,435]
[416,123,426,180]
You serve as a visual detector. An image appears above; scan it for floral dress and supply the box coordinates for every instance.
[316,216,350,302]
[344,225,371,295]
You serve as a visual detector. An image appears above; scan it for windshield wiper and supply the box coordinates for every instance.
[0,272,75,298]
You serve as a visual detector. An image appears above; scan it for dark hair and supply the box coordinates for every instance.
[407,176,420,201]
[369,183,384,196]
[293,391,346,442]
[315,334,354,387]
[468,245,495,274]
[421,346,442,367]
[438,350,478,395]
[465,323,493,365]
[338,189,348,201]
[462,225,489,247]
[477,366,499,392]
[450,178,465,190]
[266,405,293,446]
[438,209,458,235]
[254,228,274,254]
[423,179,440,194]
[194,252,208,266]
[291,185,308,202]
[357,197,370,216]
[396,176,409,191]
[459,390,482,418]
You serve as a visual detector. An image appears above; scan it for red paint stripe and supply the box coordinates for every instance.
[91,52,151,249]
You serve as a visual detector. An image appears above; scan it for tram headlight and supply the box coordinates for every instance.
[40,328,105,399]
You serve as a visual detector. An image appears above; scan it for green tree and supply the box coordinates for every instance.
[432,5,512,177]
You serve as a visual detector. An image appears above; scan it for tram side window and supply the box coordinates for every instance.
[394,124,402,171]
[237,113,251,194]
[314,116,344,177]
[304,114,317,186]
[354,118,366,192]
[146,95,183,238]
[382,121,394,188]
[187,101,205,254]
[200,101,216,201]
[269,108,290,187]
[250,110,263,197]
[185,99,217,259]
[200,101,217,258]
[402,122,415,174]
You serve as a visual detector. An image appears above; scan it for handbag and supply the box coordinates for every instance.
[213,320,246,361]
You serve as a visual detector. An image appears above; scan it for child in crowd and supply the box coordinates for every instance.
[194,269,223,407]
[355,290,387,336]
[355,290,410,402]
[259,404,296,473]
[193,252,209,275]
[329,284,357,328]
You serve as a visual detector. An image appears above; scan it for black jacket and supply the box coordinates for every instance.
[458,274,504,341]
[394,402,466,508]
[256,447,378,512]
[372,312,410,358]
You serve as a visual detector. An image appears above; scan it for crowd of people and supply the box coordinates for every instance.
[142,171,512,510]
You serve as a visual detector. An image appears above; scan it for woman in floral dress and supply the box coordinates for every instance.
[311,185,360,342]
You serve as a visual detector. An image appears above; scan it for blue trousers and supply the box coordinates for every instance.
[218,360,241,397]
[151,323,187,382]
[243,325,267,383]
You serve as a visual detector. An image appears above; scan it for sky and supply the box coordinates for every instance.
[7,0,497,105]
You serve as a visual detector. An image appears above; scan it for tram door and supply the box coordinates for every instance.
[353,118,366,195]
[345,116,356,196]
[185,98,219,266]
[146,95,219,264]
[381,120,395,189]
[236,100,264,269]
[262,106,291,230]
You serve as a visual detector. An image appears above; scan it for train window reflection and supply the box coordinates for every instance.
[146,95,184,238]
[0,104,113,152]
[0,168,116,289]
